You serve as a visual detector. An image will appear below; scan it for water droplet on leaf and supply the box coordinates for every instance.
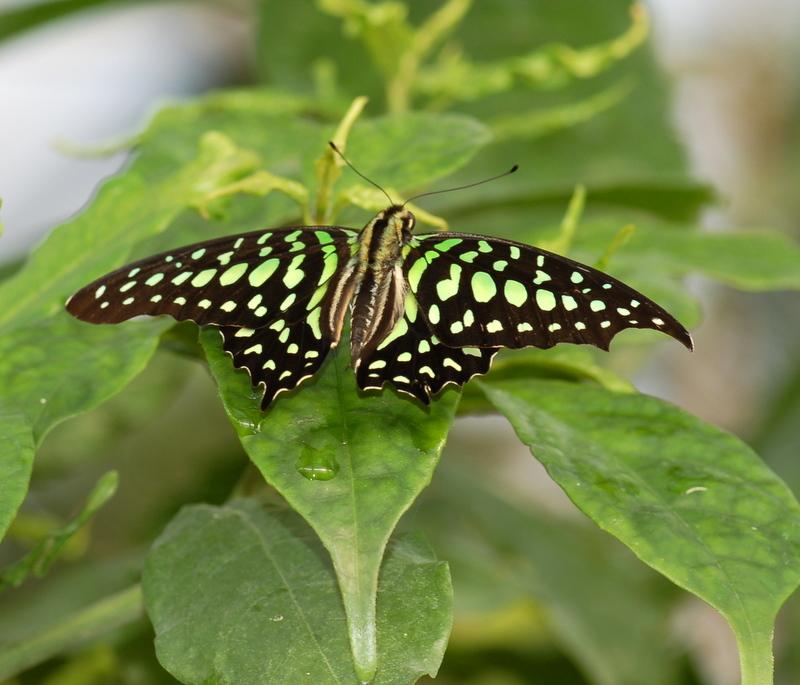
[296,446,339,481]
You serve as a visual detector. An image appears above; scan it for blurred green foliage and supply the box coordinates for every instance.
[1,1,800,684]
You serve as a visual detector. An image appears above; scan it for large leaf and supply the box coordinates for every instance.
[143,501,452,685]
[201,331,457,682]
[0,132,256,543]
[482,378,800,684]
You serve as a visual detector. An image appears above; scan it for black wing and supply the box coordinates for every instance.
[403,233,693,351]
[66,227,356,331]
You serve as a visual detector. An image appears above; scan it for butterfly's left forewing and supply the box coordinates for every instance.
[66,226,356,330]
[404,233,693,352]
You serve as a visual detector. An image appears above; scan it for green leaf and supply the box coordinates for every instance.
[143,501,452,685]
[0,316,163,543]
[414,467,679,685]
[201,331,457,682]
[481,378,800,684]
[570,220,800,292]
[0,411,35,541]
[344,111,491,193]
[0,471,118,591]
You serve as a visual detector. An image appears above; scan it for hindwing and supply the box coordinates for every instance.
[219,318,333,409]
[356,290,498,404]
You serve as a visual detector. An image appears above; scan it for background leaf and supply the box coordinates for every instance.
[1,471,118,591]
[482,378,800,683]
[0,317,167,445]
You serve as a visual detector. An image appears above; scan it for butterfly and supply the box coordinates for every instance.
[66,148,692,409]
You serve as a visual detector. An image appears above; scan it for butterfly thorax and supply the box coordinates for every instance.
[348,206,415,367]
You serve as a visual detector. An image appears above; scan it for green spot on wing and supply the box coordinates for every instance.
[471,272,497,303]
[504,280,528,307]
[435,264,462,301]
[282,255,305,289]
[408,259,427,292]
[318,252,338,286]
[536,289,556,311]
[562,295,578,311]
[377,317,409,350]
[307,307,322,339]
[435,238,463,252]
[191,269,217,287]
[248,259,280,287]
[220,263,248,286]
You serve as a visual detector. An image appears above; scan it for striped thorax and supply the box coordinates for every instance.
[347,205,416,367]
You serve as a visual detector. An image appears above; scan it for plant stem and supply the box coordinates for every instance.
[0,584,143,680]
[738,628,775,685]
[594,223,636,271]
[543,184,585,256]
[387,0,472,113]
[313,96,369,224]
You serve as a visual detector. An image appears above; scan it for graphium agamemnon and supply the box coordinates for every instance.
[67,143,692,408]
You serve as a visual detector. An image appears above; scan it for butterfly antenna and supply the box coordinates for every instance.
[403,164,519,206]
[328,141,395,206]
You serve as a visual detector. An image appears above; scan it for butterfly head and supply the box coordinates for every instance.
[381,204,416,243]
